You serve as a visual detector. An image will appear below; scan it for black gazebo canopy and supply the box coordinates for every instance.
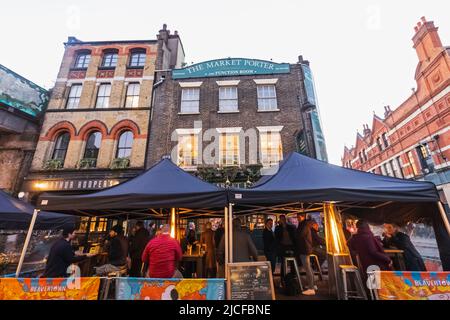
[37,158,228,218]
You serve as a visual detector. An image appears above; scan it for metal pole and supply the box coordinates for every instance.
[16,209,39,277]
[228,203,234,263]
[224,206,229,277]
[437,201,450,235]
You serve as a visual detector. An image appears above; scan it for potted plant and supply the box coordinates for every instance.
[43,159,63,171]
[110,157,130,170]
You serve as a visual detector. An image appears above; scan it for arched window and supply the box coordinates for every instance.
[74,50,91,69]
[116,131,134,158]
[84,131,102,162]
[102,49,118,67]
[52,132,70,163]
[129,49,146,67]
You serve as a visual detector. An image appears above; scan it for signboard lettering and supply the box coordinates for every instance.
[172,58,290,79]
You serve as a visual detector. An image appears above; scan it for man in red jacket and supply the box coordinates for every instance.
[141,224,182,278]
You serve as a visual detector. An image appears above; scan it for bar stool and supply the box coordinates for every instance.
[308,254,323,281]
[283,256,304,292]
[339,265,367,300]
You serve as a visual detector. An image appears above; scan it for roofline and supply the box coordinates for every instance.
[64,39,158,46]
[0,64,48,92]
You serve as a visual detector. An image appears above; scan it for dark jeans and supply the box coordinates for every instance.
[265,250,277,274]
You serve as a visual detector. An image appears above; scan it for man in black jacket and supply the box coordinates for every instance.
[95,225,128,276]
[295,213,316,296]
[129,221,150,277]
[43,226,88,278]
[274,215,296,280]
[263,218,277,274]
[382,223,426,271]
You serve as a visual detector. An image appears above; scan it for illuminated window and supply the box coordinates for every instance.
[177,134,199,168]
[180,88,200,113]
[74,53,91,68]
[116,131,133,158]
[220,133,240,166]
[95,84,111,108]
[407,151,419,176]
[102,52,118,67]
[219,86,238,112]
[260,131,283,167]
[257,85,277,111]
[52,132,70,163]
[125,83,140,108]
[66,84,82,109]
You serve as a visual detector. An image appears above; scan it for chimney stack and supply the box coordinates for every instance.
[384,105,392,118]
[363,124,371,137]
[412,17,443,63]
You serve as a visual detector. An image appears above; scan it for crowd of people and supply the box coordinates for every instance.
[261,213,326,296]
[347,220,426,282]
[43,215,427,299]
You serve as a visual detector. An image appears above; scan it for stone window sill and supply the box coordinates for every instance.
[257,109,280,113]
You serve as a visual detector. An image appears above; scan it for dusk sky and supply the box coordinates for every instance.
[2,0,449,164]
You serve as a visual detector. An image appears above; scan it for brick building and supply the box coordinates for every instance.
[22,25,184,200]
[147,55,328,186]
[0,64,49,195]
[342,17,450,209]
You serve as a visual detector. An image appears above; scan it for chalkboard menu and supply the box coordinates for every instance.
[226,262,275,300]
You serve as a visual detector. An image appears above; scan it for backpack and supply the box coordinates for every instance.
[284,272,301,296]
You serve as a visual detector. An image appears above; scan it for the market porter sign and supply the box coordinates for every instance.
[172,58,290,79]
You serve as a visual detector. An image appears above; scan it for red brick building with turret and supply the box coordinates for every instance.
[342,17,450,210]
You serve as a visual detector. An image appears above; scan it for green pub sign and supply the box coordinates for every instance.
[172,58,290,79]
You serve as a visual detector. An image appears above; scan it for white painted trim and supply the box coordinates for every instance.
[179,81,203,88]
[256,126,284,132]
[216,80,240,86]
[175,128,202,135]
[178,112,201,115]
[386,85,450,136]
[257,109,280,112]
[359,125,450,171]
[217,110,240,114]
[435,162,450,170]
[216,127,242,134]
[58,75,154,83]
[253,78,278,85]
[361,85,450,152]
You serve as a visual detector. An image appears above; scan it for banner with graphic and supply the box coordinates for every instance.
[0,277,100,300]
[116,278,225,300]
[377,271,450,300]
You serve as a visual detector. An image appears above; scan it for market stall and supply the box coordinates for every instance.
[228,152,450,298]
[0,190,76,277]
[18,157,230,298]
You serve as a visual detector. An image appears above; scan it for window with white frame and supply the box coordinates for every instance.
[129,50,146,67]
[180,88,200,113]
[260,131,283,167]
[219,133,240,166]
[124,83,140,108]
[95,84,111,108]
[384,162,394,177]
[102,52,118,67]
[177,134,199,168]
[392,157,403,178]
[66,84,82,109]
[219,86,238,112]
[257,85,277,111]
[74,53,91,68]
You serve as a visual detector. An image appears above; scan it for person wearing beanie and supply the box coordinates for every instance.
[95,224,129,276]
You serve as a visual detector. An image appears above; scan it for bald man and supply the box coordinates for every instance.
[141,224,182,278]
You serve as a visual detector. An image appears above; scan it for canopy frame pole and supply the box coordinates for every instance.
[228,203,234,263]
[224,206,229,277]
[437,201,450,235]
[16,209,39,277]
